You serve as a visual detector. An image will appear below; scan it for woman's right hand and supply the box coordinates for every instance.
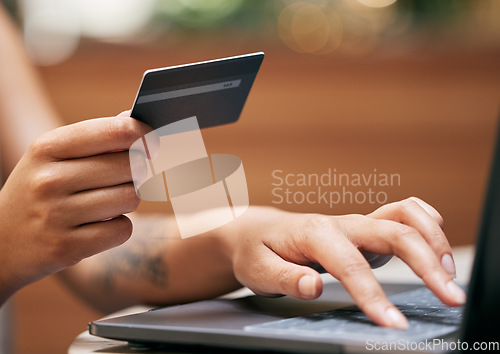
[0,114,152,305]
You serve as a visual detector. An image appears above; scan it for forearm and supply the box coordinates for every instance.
[0,5,62,174]
[58,213,242,314]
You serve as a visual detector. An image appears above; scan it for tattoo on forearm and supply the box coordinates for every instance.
[96,216,175,292]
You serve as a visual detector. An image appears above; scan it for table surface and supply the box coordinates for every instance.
[68,245,475,354]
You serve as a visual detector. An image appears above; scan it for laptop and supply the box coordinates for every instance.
[89,120,500,353]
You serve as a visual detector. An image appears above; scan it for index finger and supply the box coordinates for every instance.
[341,215,466,307]
[34,116,154,160]
[299,216,409,329]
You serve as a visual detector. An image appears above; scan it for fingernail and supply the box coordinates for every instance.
[298,275,317,298]
[446,281,466,305]
[441,253,456,278]
[385,307,409,330]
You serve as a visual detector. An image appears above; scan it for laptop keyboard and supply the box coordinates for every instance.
[244,287,463,343]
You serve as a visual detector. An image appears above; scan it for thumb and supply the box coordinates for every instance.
[241,248,323,300]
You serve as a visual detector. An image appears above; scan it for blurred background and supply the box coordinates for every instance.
[2,0,499,352]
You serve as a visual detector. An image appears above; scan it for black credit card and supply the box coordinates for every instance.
[131,52,264,130]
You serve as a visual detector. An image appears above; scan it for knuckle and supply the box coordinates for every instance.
[390,224,420,252]
[344,213,367,227]
[339,257,371,279]
[297,214,335,248]
[30,167,64,197]
[428,231,445,243]
[29,133,54,159]
[398,197,418,213]
[302,214,333,234]
[408,197,445,229]
[46,236,80,268]
[394,224,419,240]
[276,268,293,291]
[372,202,400,219]
[108,118,138,144]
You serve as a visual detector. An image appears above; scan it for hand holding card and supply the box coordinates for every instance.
[128,53,264,237]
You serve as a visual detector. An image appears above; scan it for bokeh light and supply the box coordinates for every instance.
[21,0,79,66]
[155,0,245,29]
[77,0,155,40]
[356,0,397,9]
[278,1,343,54]
[12,0,500,65]
[20,0,155,65]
